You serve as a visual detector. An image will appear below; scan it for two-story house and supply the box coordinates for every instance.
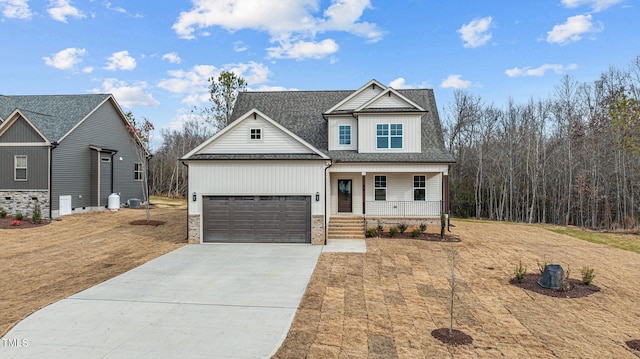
[0,94,148,219]
[182,80,455,244]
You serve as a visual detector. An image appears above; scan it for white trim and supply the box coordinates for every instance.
[376,123,404,150]
[182,109,330,160]
[413,174,426,201]
[325,79,387,114]
[0,109,51,144]
[14,155,28,181]
[134,162,144,181]
[249,127,263,141]
[338,124,351,146]
[0,142,49,146]
[354,87,426,113]
[374,174,386,201]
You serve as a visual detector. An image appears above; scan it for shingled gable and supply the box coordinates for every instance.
[227,83,455,163]
[353,87,426,113]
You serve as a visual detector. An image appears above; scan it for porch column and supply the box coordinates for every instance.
[361,172,366,215]
[443,172,450,214]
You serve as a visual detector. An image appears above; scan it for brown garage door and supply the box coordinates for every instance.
[202,196,311,243]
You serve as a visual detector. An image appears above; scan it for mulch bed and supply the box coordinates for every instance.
[373,232,461,242]
[626,339,640,351]
[431,328,474,346]
[509,273,601,298]
[0,216,50,229]
[129,220,166,226]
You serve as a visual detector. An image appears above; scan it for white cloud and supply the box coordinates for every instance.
[267,39,339,60]
[251,85,298,91]
[546,14,601,45]
[93,78,160,108]
[388,77,430,89]
[440,75,472,89]
[0,0,32,19]
[172,0,382,60]
[162,52,182,64]
[458,16,493,48]
[47,0,85,23]
[157,61,270,106]
[104,51,137,71]
[104,1,126,13]
[505,63,578,77]
[561,0,623,12]
[42,47,87,70]
[234,41,248,52]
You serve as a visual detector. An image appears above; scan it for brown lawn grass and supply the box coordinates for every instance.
[0,198,187,337]
[273,220,640,358]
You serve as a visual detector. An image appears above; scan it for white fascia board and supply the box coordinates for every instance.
[354,88,425,112]
[324,79,387,114]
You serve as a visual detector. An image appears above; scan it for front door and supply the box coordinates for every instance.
[338,179,352,213]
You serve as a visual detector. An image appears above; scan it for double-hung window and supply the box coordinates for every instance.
[338,125,351,145]
[14,155,27,181]
[134,162,144,181]
[376,124,403,149]
[413,175,426,201]
[374,175,386,201]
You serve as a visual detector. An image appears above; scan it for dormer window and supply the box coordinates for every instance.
[376,123,403,149]
[250,128,262,140]
[339,125,351,145]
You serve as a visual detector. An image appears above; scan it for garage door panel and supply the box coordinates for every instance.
[203,195,311,243]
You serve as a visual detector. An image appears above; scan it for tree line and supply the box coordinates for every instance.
[443,57,640,229]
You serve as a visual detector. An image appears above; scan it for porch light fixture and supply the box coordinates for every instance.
[315,192,320,201]
[192,192,197,202]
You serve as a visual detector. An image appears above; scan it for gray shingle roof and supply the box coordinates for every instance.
[230,89,455,163]
[0,94,111,142]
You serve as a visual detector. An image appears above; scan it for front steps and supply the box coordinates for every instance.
[328,216,365,239]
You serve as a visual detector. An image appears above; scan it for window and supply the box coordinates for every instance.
[250,128,262,140]
[339,125,351,145]
[376,124,403,149]
[14,155,27,181]
[374,175,386,201]
[134,162,144,181]
[414,175,426,201]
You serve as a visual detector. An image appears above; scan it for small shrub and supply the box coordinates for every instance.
[15,212,23,221]
[537,256,549,274]
[11,220,21,226]
[440,213,446,239]
[366,227,379,238]
[0,210,7,218]
[398,223,408,234]
[411,228,422,237]
[580,266,595,285]
[559,266,572,292]
[389,226,399,237]
[514,260,527,283]
[377,220,384,234]
[32,202,42,224]
[419,222,427,233]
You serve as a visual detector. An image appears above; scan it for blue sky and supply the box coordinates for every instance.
[1,0,638,149]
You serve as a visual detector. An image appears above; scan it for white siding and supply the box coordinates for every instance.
[330,174,363,215]
[364,92,411,109]
[188,160,326,215]
[357,114,421,153]
[198,115,312,154]
[328,117,358,150]
[336,86,382,111]
[330,162,449,174]
[364,172,442,217]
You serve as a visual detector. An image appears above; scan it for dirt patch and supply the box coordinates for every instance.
[0,216,50,229]
[431,328,473,346]
[0,203,187,338]
[375,231,461,242]
[273,220,640,358]
[627,339,640,351]
[510,273,601,298]
[129,219,166,226]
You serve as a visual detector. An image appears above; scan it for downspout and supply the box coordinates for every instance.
[324,160,333,245]
[49,141,58,219]
[110,151,118,196]
[181,160,189,242]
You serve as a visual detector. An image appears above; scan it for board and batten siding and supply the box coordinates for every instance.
[0,146,48,190]
[357,113,422,153]
[0,116,46,143]
[51,99,144,212]
[327,116,358,150]
[336,86,382,111]
[199,115,313,154]
[188,160,326,216]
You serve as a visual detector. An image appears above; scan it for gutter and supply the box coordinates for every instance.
[49,141,58,219]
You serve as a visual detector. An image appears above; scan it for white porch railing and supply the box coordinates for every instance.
[365,200,442,217]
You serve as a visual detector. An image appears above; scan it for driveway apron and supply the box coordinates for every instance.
[2,243,322,359]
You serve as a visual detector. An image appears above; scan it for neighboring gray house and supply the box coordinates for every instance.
[0,94,148,219]
[182,80,455,244]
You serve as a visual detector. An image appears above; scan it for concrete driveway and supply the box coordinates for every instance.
[2,243,322,359]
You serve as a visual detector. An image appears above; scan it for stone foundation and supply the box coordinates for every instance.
[312,215,325,245]
[0,191,50,219]
[188,214,201,243]
[364,216,442,231]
